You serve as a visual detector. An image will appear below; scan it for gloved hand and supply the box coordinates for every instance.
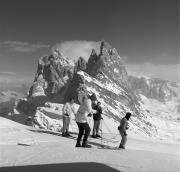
[124,132,127,136]
[88,113,92,117]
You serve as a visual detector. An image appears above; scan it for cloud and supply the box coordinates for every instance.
[0,71,32,85]
[52,40,101,61]
[0,72,17,83]
[0,72,16,76]
[0,71,18,82]
[126,63,180,83]
[121,56,129,63]
[1,41,50,53]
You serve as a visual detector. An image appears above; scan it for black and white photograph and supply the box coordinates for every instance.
[0,0,179,172]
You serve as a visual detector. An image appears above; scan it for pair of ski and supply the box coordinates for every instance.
[90,135,119,143]
[76,144,123,150]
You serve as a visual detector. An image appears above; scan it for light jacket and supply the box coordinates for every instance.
[75,98,96,123]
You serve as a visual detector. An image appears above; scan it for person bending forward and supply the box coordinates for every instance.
[118,112,131,149]
[75,94,97,148]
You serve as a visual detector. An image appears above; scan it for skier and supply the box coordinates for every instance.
[75,94,97,148]
[118,112,132,149]
[62,97,76,137]
[92,101,103,138]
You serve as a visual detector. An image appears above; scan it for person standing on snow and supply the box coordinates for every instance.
[92,101,103,138]
[118,112,132,149]
[62,97,76,137]
[75,94,97,148]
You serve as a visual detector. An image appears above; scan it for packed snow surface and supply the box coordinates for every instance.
[0,117,180,172]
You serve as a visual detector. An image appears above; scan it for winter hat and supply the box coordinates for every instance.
[125,112,132,120]
[90,93,97,101]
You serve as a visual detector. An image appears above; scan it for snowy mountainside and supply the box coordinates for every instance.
[28,70,180,142]
[11,40,180,143]
[76,71,159,139]
[138,94,180,141]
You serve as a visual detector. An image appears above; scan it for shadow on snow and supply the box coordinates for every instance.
[0,162,122,172]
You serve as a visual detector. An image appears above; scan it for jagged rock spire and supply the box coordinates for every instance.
[100,41,112,55]
[91,49,97,56]
[75,56,87,72]
[87,49,99,66]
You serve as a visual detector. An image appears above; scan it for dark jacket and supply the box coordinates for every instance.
[93,105,102,120]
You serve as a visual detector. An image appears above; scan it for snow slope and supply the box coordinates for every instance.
[76,71,180,143]
[0,117,180,172]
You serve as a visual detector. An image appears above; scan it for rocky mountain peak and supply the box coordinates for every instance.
[87,41,129,88]
[99,41,112,55]
[29,50,75,98]
[74,56,87,72]
[91,49,97,56]
[51,49,75,67]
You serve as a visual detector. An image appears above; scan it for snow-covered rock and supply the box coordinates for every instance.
[32,110,62,132]
[31,102,79,132]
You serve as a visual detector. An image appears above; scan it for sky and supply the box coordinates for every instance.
[0,0,179,83]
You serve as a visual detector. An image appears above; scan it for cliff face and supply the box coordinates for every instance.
[35,50,75,95]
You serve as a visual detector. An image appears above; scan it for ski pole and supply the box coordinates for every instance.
[102,118,113,135]
[102,118,118,140]
[101,119,103,147]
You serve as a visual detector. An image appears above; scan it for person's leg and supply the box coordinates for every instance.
[66,117,70,135]
[119,130,126,149]
[82,123,91,147]
[123,133,127,147]
[62,116,67,136]
[76,122,84,147]
[92,120,97,137]
[96,120,101,136]
[119,130,123,146]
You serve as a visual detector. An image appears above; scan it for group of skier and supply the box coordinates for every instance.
[62,92,131,149]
